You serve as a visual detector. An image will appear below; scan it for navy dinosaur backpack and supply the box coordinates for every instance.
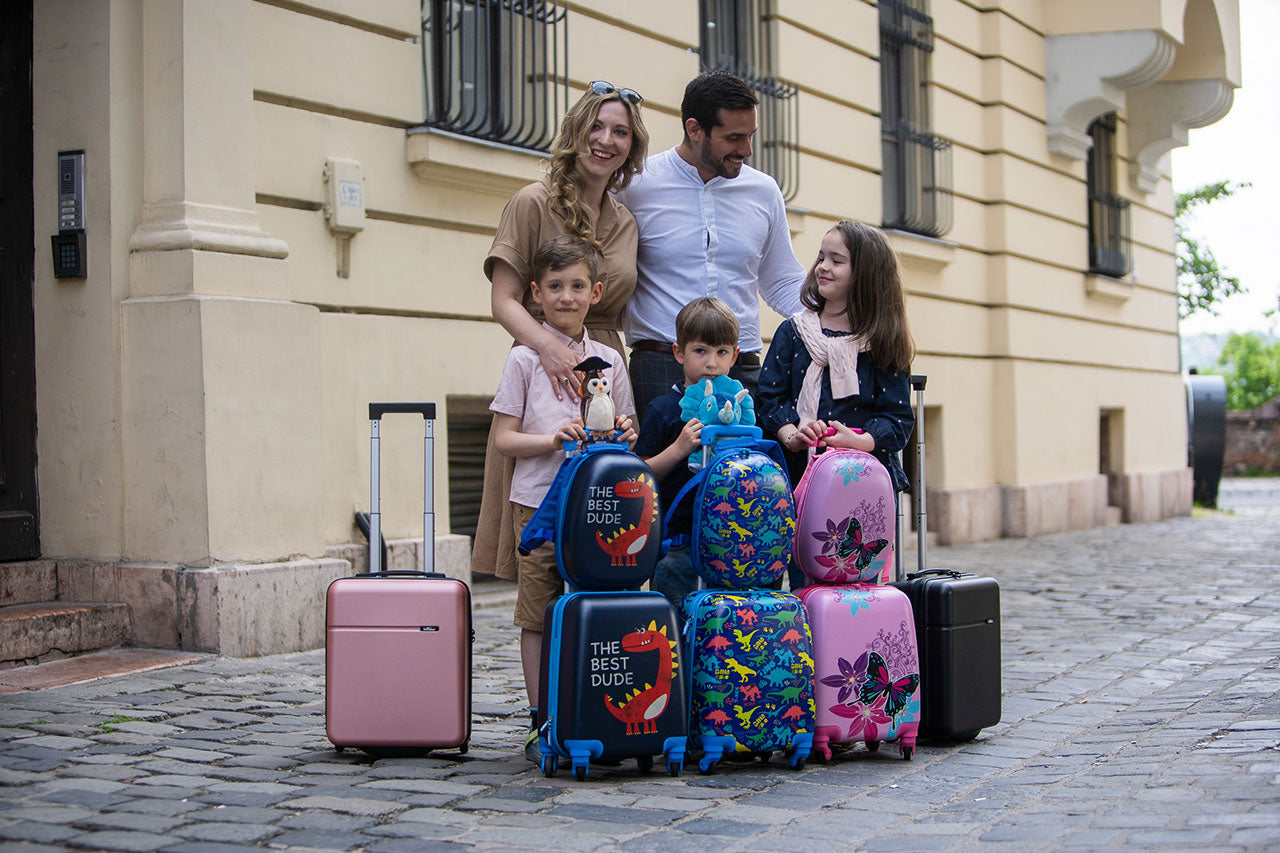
[519,441,663,591]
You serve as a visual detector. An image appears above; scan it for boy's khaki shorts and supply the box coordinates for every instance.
[511,502,563,631]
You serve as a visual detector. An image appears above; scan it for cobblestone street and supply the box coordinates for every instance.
[1,507,1278,851]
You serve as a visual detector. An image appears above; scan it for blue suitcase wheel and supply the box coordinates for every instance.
[698,755,718,774]
[541,754,557,777]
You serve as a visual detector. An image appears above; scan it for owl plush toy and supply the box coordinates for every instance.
[576,356,615,439]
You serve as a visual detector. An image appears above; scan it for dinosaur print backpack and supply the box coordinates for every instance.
[680,588,816,772]
[662,425,796,589]
[520,441,662,591]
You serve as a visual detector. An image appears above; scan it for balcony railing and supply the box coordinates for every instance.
[1088,191,1132,278]
[421,0,569,152]
[883,122,953,238]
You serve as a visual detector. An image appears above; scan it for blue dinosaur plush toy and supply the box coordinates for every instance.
[679,375,756,469]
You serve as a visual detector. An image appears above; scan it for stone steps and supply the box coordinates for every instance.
[0,560,134,668]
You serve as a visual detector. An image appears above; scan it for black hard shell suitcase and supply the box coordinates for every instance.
[891,376,1001,741]
[537,591,688,779]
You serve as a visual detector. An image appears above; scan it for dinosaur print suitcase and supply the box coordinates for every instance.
[680,589,815,772]
[793,449,897,585]
[536,591,688,780]
[796,583,920,761]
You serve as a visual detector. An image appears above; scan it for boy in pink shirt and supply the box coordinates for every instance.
[489,235,636,761]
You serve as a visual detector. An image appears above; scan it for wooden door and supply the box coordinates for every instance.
[0,0,40,560]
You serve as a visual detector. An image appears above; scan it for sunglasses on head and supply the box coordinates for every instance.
[589,80,643,105]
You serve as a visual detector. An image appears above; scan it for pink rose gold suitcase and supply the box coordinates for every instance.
[325,403,472,754]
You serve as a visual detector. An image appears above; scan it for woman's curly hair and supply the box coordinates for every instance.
[545,90,649,246]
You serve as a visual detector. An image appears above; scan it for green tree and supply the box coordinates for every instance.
[1214,332,1280,411]
[1176,180,1250,318]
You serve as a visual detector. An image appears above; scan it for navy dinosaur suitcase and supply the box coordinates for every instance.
[891,375,1001,740]
[537,591,688,780]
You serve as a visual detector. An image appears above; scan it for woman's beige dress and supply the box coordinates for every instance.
[472,180,638,584]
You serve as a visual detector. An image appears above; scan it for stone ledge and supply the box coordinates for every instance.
[325,534,471,583]
[0,602,130,665]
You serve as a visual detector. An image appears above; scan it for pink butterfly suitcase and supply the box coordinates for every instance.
[326,403,472,755]
[793,449,896,585]
[795,583,920,761]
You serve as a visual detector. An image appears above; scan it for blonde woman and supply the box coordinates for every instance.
[473,81,649,628]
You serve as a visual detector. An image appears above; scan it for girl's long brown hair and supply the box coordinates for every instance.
[800,221,915,373]
[546,90,649,246]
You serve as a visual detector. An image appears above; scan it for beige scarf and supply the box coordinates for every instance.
[791,310,866,425]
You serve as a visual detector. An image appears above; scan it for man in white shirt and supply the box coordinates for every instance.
[617,71,807,420]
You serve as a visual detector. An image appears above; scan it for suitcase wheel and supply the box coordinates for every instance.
[866,740,881,753]
[698,755,718,774]
[901,746,914,762]
[335,746,345,753]
[637,754,654,774]
[667,758,681,777]
[541,754,558,777]
[459,740,469,755]
[573,764,587,782]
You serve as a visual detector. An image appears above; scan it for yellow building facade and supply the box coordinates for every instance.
[8,0,1239,654]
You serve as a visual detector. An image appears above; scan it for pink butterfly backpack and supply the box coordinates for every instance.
[793,449,896,585]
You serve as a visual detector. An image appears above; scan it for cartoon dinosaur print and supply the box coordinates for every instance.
[781,705,806,722]
[732,704,759,728]
[731,558,753,576]
[702,687,733,706]
[735,607,758,626]
[701,614,730,633]
[711,501,734,516]
[725,458,753,476]
[705,635,732,651]
[723,657,756,683]
[733,628,760,653]
[709,559,732,577]
[737,543,756,559]
[740,684,762,703]
[595,475,657,566]
[778,628,804,646]
[773,497,791,511]
[797,651,814,670]
[760,668,792,687]
[769,685,805,704]
[765,608,800,627]
[735,496,758,515]
[704,709,731,729]
[724,519,751,541]
[604,621,678,735]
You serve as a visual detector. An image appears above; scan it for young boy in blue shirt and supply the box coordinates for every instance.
[634,297,740,608]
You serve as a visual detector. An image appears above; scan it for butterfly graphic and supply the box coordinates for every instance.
[812,515,889,583]
[858,651,919,718]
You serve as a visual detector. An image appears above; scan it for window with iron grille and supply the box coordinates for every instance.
[699,0,799,201]
[1086,113,1132,278]
[880,0,953,238]
[421,0,569,152]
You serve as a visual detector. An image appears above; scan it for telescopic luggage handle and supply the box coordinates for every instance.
[368,402,437,575]
[910,375,927,574]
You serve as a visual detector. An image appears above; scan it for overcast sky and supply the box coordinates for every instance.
[1170,0,1280,338]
